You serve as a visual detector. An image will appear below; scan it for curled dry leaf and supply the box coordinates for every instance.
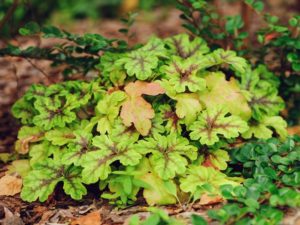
[15,126,44,154]
[199,193,224,205]
[287,126,300,135]
[70,210,102,225]
[0,174,22,196]
[15,135,41,154]
[120,81,165,136]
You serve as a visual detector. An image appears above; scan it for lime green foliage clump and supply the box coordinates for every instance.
[12,34,288,206]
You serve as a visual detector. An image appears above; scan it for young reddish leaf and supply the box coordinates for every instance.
[120,81,165,136]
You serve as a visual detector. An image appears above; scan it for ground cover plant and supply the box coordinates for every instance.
[0,1,299,224]
[8,31,300,224]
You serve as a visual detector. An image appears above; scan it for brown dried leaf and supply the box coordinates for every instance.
[120,81,165,136]
[15,134,42,154]
[199,193,224,205]
[0,174,22,196]
[71,211,102,225]
[287,126,300,135]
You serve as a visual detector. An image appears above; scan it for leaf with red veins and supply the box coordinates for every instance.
[160,56,206,93]
[189,106,249,146]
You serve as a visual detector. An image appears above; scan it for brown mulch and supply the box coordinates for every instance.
[0,194,218,225]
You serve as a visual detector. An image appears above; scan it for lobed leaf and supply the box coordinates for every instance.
[21,159,63,202]
[93,91,127,134]
[136,133,197,180]
[135,159,177,206]
[189,106,249,145]
[81,134,142,183]
[180,165,240,198]
[120,81,165,136]
[199,72,251,120]
[117,50,158,80]
[165,33,209,59]
[199,49,248,73]
[157,104,182,134]
[174,93,203,125]
[160,56,206,93]
[242,116,287,140]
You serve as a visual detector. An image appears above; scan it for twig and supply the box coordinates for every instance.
[11,63,20,99]
[0,0,19,32]
[25,58,55,84]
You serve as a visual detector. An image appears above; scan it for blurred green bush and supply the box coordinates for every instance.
[0,0,58,36]
[0,0,175,37]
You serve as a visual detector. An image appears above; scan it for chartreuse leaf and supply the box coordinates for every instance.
[120,81,165,136]
[11,96,36,124]
[256,66,280,88]
[206,149,230,170]
[6,160,31,178]
[33,95,79,130]
[173,93,203,125]
[160,56,206,93]
[98,52,126,86]
[199,72,251,120]
[180,165,240,199]
[116,36,167,81]
[139,36,167,57]
[110,118,140,142]
[149,113,166,137]
[136,133,197,179]
[12,84,65,129]
[249,91,284,121]
[101,166,149,205]
[61,130,93,166]
[21,159,63,202]
[242,116,287,140]
[135,159,177,206]
[29,141,59,166]
[62,166,87,200]
[93,91,127,134]
[157,104,183,134]
[189,106,249,145]
[239,65,284,121]
[199,49,248,73]
[21,159,86,202]
[45,127,75,146]
[117,50,158,80]
[165,33,209,59]
[81,134,141,184]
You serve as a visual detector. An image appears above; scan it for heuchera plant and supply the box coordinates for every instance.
[12,33,287,206]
